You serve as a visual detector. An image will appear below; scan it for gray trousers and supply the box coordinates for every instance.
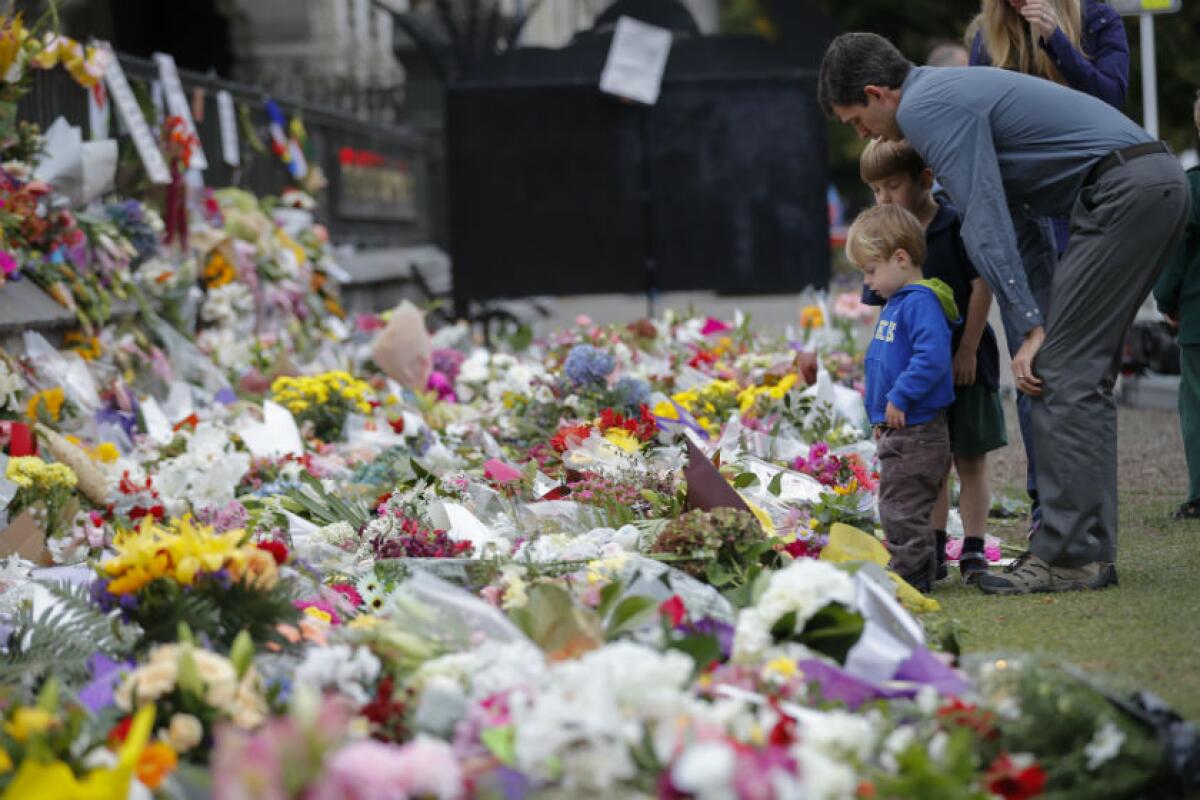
[877,415,951,580]
[1030,152,1191,567]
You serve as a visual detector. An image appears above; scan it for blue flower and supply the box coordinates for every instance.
[563,345,615,387]
[612,376,651,411]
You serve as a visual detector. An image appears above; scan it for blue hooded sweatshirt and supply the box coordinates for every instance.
[864,280,958,426]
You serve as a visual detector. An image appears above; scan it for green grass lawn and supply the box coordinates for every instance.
[932,489,1200,722]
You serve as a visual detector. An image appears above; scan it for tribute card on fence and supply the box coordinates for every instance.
[216,90,239,167]
[599,16,672,106]
[99,43,170,184]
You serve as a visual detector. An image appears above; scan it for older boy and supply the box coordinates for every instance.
[846,204,957,593]
[858,139,1005,583]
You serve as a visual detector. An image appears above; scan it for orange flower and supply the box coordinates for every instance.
[202,252,235,288]
[135,741,177,789]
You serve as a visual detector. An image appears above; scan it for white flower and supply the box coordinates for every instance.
[795,743,859,800]
[672,742,736,800]
[510,643,693,792]
[0,360,25,412]
[732,559,857,663]
[1084,720,1125,770]
[293,644,381,704]
[803,710,876,763]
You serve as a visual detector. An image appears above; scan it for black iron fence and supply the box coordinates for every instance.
[17,53,430,249]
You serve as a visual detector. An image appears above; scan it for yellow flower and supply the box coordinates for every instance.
[762,656,800,681]
[92,442,120,463]
[603,427,641,453]
[25,387,65,422]
[102,517,248,594]
[0,747,11,774]
[800,305,825,330]
[1,705,155,800]
[652,400,678,420]
[303,606,333,624]
[0,15,29,83]
[833,479,859,496]
[5,456,77,491]
[4,708,56,743]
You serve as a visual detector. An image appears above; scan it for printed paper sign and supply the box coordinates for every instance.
[153,52,208,169]
[99,43,170,184]
[1109,0,1179,13]
[216,90,239,167]
[599,16,673,105]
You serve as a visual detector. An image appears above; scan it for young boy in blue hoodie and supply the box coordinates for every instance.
[846,204,957,593]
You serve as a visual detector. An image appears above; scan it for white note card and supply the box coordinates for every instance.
[599,16,673,106]
[216,90,239,167]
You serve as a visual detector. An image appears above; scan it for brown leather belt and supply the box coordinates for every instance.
[1085,140,1171,186]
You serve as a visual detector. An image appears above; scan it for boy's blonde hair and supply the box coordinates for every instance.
[845,204,927,269]
[859,138,926,184]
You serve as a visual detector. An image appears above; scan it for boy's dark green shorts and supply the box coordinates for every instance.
[947,383,1007,456]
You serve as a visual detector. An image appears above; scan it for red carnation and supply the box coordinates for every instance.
[107,715,133,746]
[985,753,1047,800]
[257,540,289,565]
[659,594,687,627]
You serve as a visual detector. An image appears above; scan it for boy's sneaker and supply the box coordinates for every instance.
[1172,501,1200,520]
[935,530,948,581]
[959,551,988,585]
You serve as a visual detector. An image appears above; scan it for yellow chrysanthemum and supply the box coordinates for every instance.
[4,708,56,743]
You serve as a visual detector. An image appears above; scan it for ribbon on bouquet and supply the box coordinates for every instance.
[163,166,188,248]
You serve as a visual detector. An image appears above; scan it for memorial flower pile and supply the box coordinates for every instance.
[0,78,1194,794]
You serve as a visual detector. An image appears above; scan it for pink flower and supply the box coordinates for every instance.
[701,317,733,336]
[311,737,464,800]
[483,458,521,484]
[0,252,16,276]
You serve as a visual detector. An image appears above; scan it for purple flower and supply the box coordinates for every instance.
[679,617,735,659]
[77,653,133,713]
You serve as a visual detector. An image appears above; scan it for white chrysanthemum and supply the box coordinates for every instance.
[510,642,693,792]
[732,559,856,663]
[293,644,381,704]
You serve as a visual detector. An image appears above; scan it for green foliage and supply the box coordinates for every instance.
[650,507,778,586]
[870,727,990,800]
[0,581,137,695]
[283,472,371,530]
[126,576,301,655]
[769,601,865,665]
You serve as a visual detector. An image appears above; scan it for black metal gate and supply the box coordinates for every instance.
[447,34,830,307]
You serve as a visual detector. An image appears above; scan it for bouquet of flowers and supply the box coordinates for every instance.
[90,516,299,651]
[270,371,375,442]
[4,455,78,538]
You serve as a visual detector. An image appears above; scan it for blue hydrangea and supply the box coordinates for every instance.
[612,376,651,411]
[563,344,615,387]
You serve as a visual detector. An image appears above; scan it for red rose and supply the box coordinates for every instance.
[257,540,289,565]
[985,753,1047,800]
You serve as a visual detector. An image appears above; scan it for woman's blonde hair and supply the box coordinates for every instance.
[971,0,1084,85]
